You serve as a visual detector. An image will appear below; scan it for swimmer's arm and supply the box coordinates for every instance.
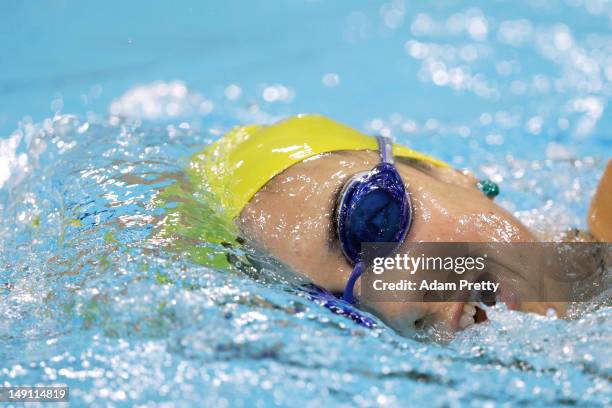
[588,159,612,242]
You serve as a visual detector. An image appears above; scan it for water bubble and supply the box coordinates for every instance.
[322,73,340,87]
[557,117,570,130]
[496,61,513,76]
[50,98,64,113]
[380,0,406,29]
[411,13,434,36]
[479,113,493,125]
[432,69,449,86]
[459,45,478,61]
[526,116,544,134]
[405,40,429,59]
[467,16,488,41]
[446,13,467,34]
[224,84,242,101]
[401,120,417,133]
[90,84,103,98]
[370,118,384,131]
[553,26,573,51]
[262,85,293,103]
[497,19,533,47]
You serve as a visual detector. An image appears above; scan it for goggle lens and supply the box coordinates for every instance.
[347,189,404,248]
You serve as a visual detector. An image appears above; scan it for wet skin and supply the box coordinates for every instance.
[238,150,567,335]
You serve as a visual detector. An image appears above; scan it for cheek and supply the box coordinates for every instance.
[276,207,350,287]
[453,212,529,242]
[248,211,348,289]
[240,181,350,288]
[406,184,465,241]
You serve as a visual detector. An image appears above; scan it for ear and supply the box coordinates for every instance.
[588,159,612,242]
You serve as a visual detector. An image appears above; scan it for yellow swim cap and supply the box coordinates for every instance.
[195,114,448,219]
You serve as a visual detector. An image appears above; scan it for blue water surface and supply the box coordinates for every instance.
[1,1,611,406]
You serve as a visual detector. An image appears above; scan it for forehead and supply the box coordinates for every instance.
[240,151,378,235]
[260,150,377,190]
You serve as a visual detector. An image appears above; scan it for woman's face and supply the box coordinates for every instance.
[238,150,564,336]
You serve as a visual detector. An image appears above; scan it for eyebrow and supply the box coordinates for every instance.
[395,157,436,175]
[326,183,342,250]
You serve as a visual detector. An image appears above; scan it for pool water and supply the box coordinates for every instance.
[1,1,611,406]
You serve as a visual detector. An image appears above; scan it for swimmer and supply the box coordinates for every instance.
[180,115,612,335]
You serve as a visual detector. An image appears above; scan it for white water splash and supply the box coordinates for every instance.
[108,81,214,120]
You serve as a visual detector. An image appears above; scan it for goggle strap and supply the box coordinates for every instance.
[377,136,394,165]
[342,261,365,304]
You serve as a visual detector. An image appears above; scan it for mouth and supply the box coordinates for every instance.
[453,301,489,330]
[451,281,520,331]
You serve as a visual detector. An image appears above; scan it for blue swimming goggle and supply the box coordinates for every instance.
[336,136,412,304]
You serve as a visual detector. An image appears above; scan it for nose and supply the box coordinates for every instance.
[374,302,477,335]
[361,301,454,334]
